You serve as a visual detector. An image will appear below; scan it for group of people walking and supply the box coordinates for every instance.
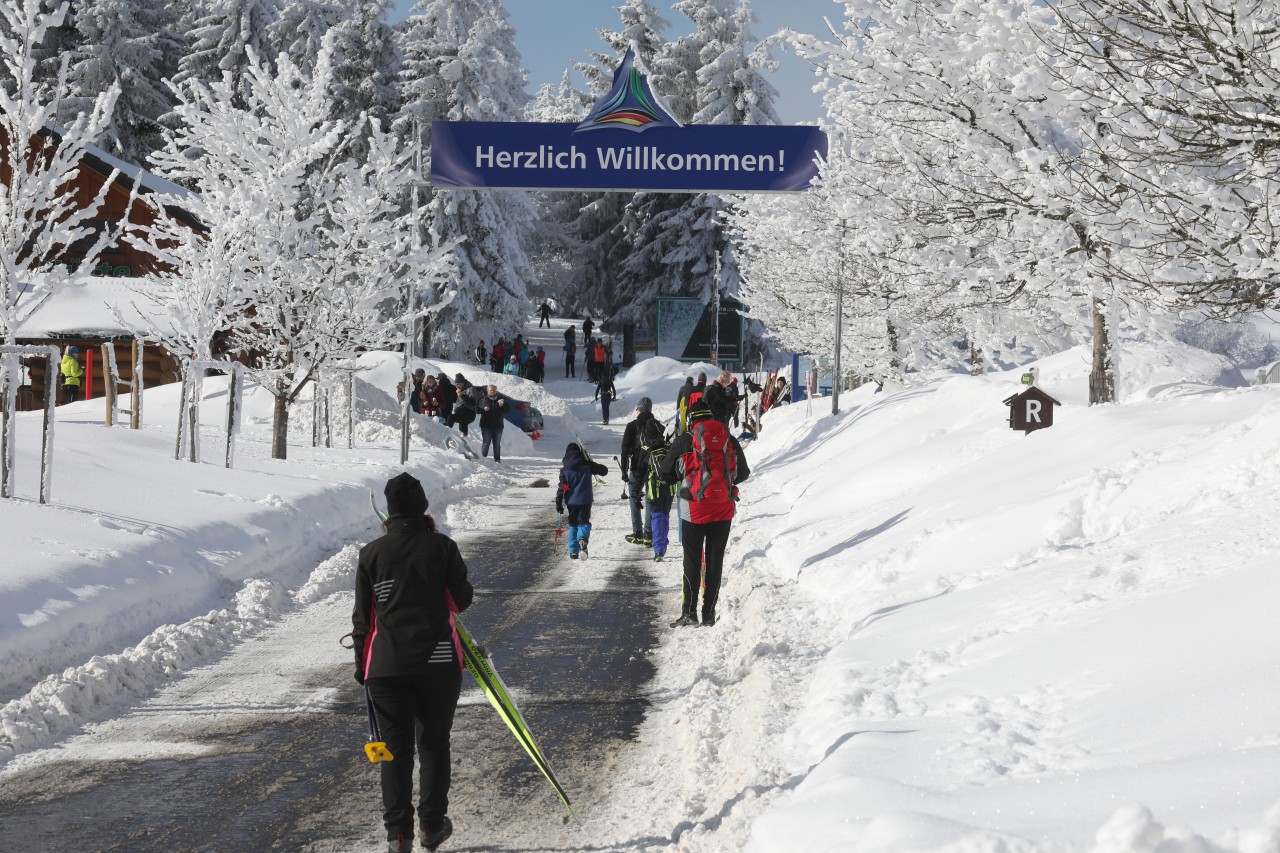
[557,374,752,628]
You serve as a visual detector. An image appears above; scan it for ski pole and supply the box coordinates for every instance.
[364,684,394,763]
[554,511,564,543]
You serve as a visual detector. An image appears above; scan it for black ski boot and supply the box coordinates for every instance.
[702,600,718,627]
[387,833,412,853]
[670,606,699,628]
[423,816,453,851]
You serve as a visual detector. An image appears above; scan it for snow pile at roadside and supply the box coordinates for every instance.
[0,350,520,766]
[0,578,287,758]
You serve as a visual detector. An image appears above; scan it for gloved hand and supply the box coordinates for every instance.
[621,489,628,501]
[354,668,365,685]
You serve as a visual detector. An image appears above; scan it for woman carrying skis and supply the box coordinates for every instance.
[353,473,474,853]
[555,443,608,559]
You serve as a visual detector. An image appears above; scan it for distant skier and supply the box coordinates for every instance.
[555,442,608,559]
[353,472,474,853]
[593,370,616,425]
[658,401,751,627]
[538,300,553,328]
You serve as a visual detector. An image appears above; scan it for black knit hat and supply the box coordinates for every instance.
[688,400,714,422]
[454,373,466,383]
[385,472,428,516]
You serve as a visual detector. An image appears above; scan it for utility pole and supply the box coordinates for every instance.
[832,218,846,416]
[711,249,720,367]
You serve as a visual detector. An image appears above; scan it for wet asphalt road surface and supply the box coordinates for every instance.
[0,493,665,852]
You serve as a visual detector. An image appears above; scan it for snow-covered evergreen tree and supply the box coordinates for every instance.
[323,0,400,158]
[270,0,342,77]
[397,0,536,353]
[612,0,779,345]
[173,0,280,105]
[60,0,179,164]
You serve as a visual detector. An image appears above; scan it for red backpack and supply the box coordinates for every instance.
[682,419,738,523]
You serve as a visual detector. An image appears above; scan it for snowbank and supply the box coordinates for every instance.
[724,340,1280,850]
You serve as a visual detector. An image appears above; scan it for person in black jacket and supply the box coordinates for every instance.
[353,473,474,853]
[448,376,476,436]
[703,370,733,426]
[593,369,616,424]
[620,398,656,544]
[436,373,457,424]
[477,384,507,462]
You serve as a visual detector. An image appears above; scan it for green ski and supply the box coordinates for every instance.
[368,491,579,823]
[452,612,579,823]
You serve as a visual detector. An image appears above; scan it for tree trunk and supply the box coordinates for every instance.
[887,318,901,373]
[1,365,11,499]
[272,394,289,460]
[1089,297,1116,405]
[622,323,636,367]
[969,337,983,376]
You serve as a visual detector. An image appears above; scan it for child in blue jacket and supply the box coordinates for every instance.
[555,442,608,559]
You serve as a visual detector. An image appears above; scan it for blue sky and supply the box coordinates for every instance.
[388,1,839,125]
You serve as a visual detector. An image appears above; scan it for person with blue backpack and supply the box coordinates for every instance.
[657,400,751,627]
[555,442,609,559]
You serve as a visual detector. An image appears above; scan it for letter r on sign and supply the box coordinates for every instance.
[1026,399,1042,423]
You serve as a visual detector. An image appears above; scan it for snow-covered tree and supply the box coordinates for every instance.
[574,0,673,102]
[397,0,536,353]
[0,0,119,347]
[610,0,779,344]
[59,0,178,163]
[270,0,343,77]
[324,0,400,158]
[789,0,1125,402]
[1048,0,1280,318]
[152,47,445,459]
[173,0,280,106]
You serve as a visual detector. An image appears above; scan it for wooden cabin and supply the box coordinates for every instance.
[2,126,201,409]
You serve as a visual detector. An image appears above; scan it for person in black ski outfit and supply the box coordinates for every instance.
[449,376,477,436]
[538,300,553,328]
[620,398,656,544]
[353,473,474,853]
[593,369,616,424]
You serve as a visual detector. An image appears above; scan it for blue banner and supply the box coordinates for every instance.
[430,121,827,193]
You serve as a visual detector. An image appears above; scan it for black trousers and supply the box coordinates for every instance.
[366,666,463,840]
[679,518,732,616]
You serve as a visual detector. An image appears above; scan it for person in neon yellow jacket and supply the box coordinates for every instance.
[59,346,83,403]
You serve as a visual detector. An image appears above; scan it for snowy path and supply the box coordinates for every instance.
[0,478,673,851]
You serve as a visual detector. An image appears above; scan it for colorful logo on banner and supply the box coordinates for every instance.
[577,48,680,133]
